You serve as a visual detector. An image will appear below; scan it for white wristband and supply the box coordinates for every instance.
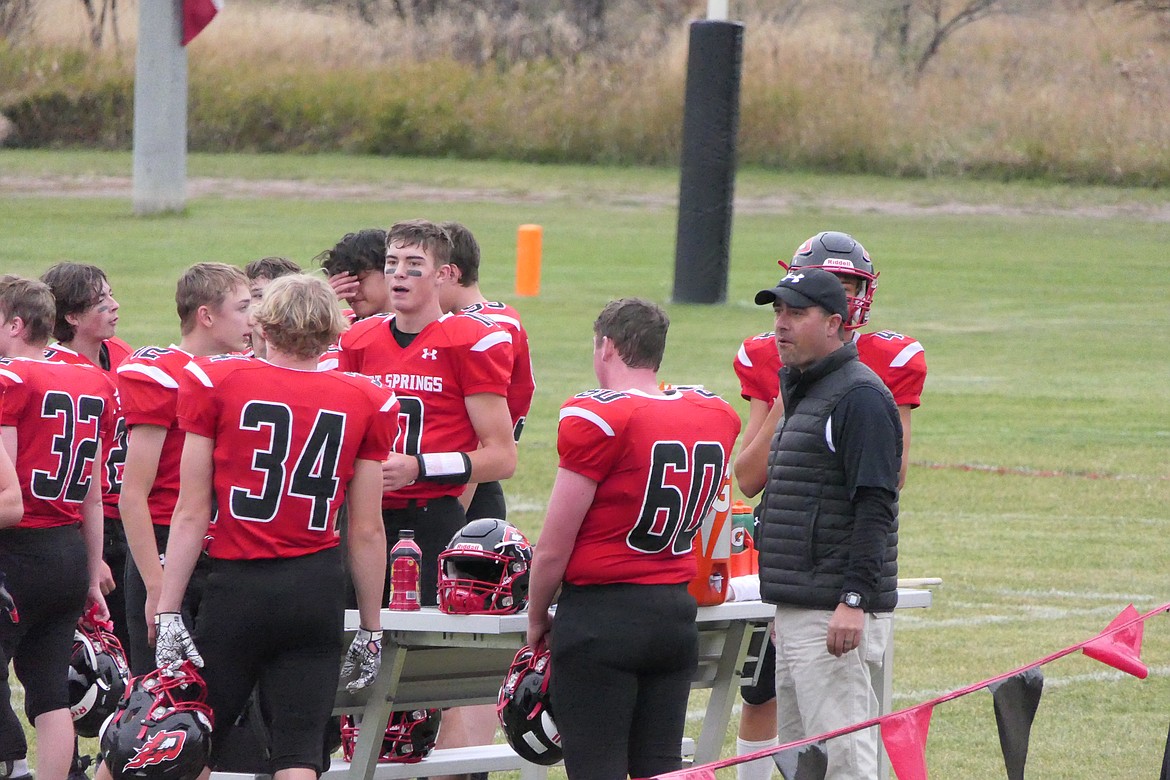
[416,451,472,484]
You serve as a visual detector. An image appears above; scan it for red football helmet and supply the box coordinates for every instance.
[497,645,561,766]
[782,231,878,330]
[99,662,214,780]
[437,518,532,615]
[68,608,131,737]
[339,709,442,764]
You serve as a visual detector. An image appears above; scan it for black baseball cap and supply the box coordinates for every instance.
[754,267,849,320]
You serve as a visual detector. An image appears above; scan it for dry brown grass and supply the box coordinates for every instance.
[11,0,1170,183]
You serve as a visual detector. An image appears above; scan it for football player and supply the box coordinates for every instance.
[115,263,251,676]
[729,231,926,780]
[526,298,741,780]
[0,277,117,780]
[337,219,516,607]
[243,256,301,359]
[434,220,536,780]
[437,221,535,520]
[153,274,395,780]
[40,263,131,627]
[317,229,392,322]
[40,261,134,780]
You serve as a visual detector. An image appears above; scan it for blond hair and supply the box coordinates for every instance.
[252,274,348,360]
[176,263,248,335]
[0,276,56,347]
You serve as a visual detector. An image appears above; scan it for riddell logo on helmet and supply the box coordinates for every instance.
[822,258,854,269]
[125,730,187,770]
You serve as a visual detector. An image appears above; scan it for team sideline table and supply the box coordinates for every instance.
[323,600,774,780]
[210,591,928,780]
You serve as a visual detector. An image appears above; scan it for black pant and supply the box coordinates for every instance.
[550,582,698,780]
[123,524,208,676]
[381,497,465,607]
[102,515,131,652]
[0,526,88,761]
[465,480,506,522]
[196,548,345,775]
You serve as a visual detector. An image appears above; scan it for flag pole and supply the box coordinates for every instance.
[131,0,187,214]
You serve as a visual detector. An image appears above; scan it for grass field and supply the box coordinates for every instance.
[2,150,1169,778]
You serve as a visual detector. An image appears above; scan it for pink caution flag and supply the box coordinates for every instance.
[1082,603,1149,679]
[182,0,223,45]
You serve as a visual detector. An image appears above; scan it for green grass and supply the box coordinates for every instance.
[3,151,1169,778]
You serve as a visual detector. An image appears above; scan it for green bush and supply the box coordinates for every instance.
[3,77,132,149]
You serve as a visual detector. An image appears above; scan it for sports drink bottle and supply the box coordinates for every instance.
[388,529,422,611]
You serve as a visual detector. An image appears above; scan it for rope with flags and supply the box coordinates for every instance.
[653,602,1170,780]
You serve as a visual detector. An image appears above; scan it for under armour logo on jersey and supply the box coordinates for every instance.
[420,349,438,360]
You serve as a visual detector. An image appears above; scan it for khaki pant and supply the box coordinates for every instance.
[773,606,892,779]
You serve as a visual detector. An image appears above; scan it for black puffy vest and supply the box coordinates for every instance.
[757,344,899,612]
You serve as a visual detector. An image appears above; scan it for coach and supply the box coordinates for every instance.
[754,268,901,779]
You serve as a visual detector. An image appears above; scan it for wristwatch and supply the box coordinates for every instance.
[840,591,864,609]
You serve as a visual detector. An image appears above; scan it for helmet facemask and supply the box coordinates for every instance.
[340,709,442,764]
[437,518,532,615]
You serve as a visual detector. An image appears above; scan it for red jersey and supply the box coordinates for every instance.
[733,329,927,408]
[45,338,132,518]
[0,357,118,529]
[558,388,741,587]
[317,344,343,372]
[459,301,535,440]
[337,312,512,504]
[116,346,194,526]
[44,337,133,372]
[178,355,398,560]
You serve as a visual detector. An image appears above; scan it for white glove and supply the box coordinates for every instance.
[155,612,203,673]
[341,628,382,692]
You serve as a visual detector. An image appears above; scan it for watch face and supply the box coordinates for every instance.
[845,592,862,608]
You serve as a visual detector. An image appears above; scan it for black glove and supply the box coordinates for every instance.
[0,571,17,624]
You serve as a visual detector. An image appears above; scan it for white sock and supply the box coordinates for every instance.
[736,737,779,780]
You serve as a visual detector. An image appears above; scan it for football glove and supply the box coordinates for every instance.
[341,628,382,692]
[155,612,203,673]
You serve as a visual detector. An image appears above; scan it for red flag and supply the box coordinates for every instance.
[182,0,223,45]
[881,705,934,780]
[654,770,715,780]
[1082,603,1148,679]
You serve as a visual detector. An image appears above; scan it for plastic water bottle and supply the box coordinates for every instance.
[388,529,422,611]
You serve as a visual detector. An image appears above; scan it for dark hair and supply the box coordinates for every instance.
[593,297,669,371]
[0,276,56,347]
[440,222,480,286]
[387,219,452,266]
[244,256,301,281]
[40,262,108,343]
[316,229,387,277]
